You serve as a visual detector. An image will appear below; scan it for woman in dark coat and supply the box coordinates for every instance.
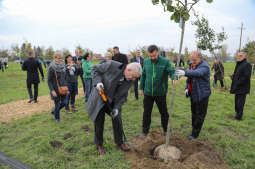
[211,59,224,88]
[47,52,68,122]
[65,55,78,113]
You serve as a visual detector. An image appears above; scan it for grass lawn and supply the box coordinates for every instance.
[0,61,255,169]
[0,62,92,104]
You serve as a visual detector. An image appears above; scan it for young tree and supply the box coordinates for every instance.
[242,41,255,63]
[192,13,228,57]
[152,0,213,147]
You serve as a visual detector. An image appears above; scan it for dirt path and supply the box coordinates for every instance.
[0,88,84,123]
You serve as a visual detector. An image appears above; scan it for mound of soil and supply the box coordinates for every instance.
[64,133,72,140]
[125,130,229,169]
[50,141,63,149]
[81,125,90,132]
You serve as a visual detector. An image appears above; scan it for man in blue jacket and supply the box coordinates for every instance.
[176,51,211,140]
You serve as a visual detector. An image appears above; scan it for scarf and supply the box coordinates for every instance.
[49,60,66,73]
[188,64,198,94]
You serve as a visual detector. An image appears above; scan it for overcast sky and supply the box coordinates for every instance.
[0,0,254,56]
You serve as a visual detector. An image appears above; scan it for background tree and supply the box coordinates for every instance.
[0,49,10,58]
[44,47,55,60]
[11,44,20,60]
[242,41,255,63]
[62,48,71,57]
[215,45,231,62]
[20,43,29,59]
[76,45,86,56]
[152,0,213,147]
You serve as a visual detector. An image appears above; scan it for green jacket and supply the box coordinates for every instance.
[82,59,92,79]
[139,56,175,96]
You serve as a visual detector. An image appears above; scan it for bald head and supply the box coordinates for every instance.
[124,62,142,81]
[75,50,80,57]
[237,52,246,62]
[190,51,203,66]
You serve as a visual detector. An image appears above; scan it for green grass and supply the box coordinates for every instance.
[0,62,92,104]
[0,62,255,169]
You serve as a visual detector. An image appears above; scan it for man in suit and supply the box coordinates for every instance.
[130,50,144,100]
[112,46,128,65]
[230,52,252,120]
[87,60,142,155]
[22,51,44,103]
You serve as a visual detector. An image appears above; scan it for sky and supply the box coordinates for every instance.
[0,0,255,56]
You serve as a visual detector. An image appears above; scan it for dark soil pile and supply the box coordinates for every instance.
[50,141,63,149]
[125,130,229,169]
[81,125,90,132]
[64,133,72,140]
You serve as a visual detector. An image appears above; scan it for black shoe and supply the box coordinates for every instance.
[34,100,38,103]
[235,116,242,121]
[28,99,34,103]
[187,135,196,140]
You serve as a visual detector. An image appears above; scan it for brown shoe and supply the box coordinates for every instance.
[97,145,104,155]
[71,106,78,112]
[118,144,130,152]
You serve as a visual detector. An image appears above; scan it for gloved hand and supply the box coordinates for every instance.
[110,109,119,119]
[96,83,104,91]
[185,89,189,98]
[175,70,185,77]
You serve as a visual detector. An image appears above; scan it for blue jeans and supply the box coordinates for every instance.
[65,82,78,110]
[54,97,68,120]
[84,78,92,102]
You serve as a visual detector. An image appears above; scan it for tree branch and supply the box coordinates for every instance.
[188,0,199,12]
[175,0,185,7]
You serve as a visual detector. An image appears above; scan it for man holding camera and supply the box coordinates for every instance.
[86,60,142,155]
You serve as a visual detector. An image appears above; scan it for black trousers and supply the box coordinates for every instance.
[27,82,38,101]
[134,79,139,100]
[214,78,224,88]
[191,97,209,138]
[80,75,86,94]
[235,94,247,120]
[94,105,124,146]
[142,95,169,134]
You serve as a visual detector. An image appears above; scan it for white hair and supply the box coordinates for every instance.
[126,62,142,75]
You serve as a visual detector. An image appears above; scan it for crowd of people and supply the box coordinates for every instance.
[19,45,252,155]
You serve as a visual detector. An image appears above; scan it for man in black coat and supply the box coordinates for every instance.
[112,46,128,65]
[130,50,144,100]
[230,52,252,120]
[22,51,44,103]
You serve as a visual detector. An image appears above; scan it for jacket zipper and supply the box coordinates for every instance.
[152,63,155,96]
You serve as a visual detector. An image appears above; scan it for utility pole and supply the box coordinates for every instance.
[238,23,245,52]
